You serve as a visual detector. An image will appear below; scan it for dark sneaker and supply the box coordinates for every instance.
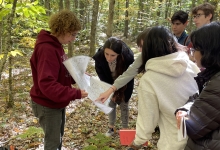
[105,127,115,137]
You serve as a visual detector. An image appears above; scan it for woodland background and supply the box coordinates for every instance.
[0,0,220,149]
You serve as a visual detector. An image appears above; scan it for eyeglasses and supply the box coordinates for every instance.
[192,14,205,19]
[72,33,78,37]
[190,48,196,56]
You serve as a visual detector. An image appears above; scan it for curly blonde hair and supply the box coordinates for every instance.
[48,9,81,37]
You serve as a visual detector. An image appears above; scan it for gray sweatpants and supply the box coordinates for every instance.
[108,100,129,128]
[31,100,65,150]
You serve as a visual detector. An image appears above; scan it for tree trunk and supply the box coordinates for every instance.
[115,1,120,29]
[106,0,115,37]
[79,1,85,29]
[124,0,129,38]
[8,55,13,108]
[73,0,79,16]
[44,0,51,16]
[59,0,64,11]
[137,0,144,33]
[65,0,70,10]
[5,0,17,108]
[0,21,6,81]
[85,2,90,30]
[165,0,171,19]
[64,0,74,58]
[0,53,7,82]
[89,0,99,56]
[0,21,3,55]
[188,0,196,33]
[156,0,163,25]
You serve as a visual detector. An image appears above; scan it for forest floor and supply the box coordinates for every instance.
[0,37,159,150]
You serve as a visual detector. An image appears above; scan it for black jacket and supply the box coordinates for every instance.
[92,46,134,102]
[176,68,220,150]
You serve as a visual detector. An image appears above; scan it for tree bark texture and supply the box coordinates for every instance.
[106,0,115,38]
[124,0,129,38]
[89,0,99,56]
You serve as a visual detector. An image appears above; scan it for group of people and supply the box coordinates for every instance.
[29,2,220,150]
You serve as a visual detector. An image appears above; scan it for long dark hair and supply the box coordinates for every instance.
[136,28,152,48]
[103,37,126,77]
[103,37,131,104]
[138,26,178,73]
[190,21,220,69]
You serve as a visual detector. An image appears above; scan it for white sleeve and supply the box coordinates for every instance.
[113,53,142,89]
[134,85,159,145]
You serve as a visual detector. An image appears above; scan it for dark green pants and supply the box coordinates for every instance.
[31,100,65,150]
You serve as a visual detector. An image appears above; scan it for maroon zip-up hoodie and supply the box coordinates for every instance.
[30,30,81,108]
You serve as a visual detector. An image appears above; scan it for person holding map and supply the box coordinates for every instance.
[30,9,88,150]
[93,37,134,137]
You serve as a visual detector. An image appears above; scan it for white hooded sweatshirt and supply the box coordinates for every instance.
[134,51,200,150]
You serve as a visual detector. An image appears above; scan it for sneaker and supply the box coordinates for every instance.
[105,127,115,137]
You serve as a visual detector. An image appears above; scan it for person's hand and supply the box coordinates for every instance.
[176,43,196,62]
[80,90,88,98]
[176,111,187,129]
[95,86,116,103]
[85,72,91,76]
[176,43,188,52]
[183,46,195,62]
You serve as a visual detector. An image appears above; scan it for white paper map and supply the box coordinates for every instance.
[63,55,113,114]
[63,55,91,90]
[87,77,113,114]
[177,117,188,141]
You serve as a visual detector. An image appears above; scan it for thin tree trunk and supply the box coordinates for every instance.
[188,0,196,33]
[0,20,3,54]
[0,21,6,81]
[115,1,120,29]
[45,0,51,16]
[8,55,13,108]
[89,0,99,56]
[59,0,63,11]
[0,53,7,81]
[74,0,79,16]
[137,0,144,32]
[79,1,85,29]
[165,0,171,27]
[165,0,171,19]
[65,0,70,10]
[6,0,18,108]
[124,0,129,38]
[64,0,73,57]
[156,0,163,25]
[106,0,115,37]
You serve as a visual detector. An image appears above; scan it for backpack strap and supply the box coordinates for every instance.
[183,35,189,46]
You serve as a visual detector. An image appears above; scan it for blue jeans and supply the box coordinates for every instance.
[31,100,65,150]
